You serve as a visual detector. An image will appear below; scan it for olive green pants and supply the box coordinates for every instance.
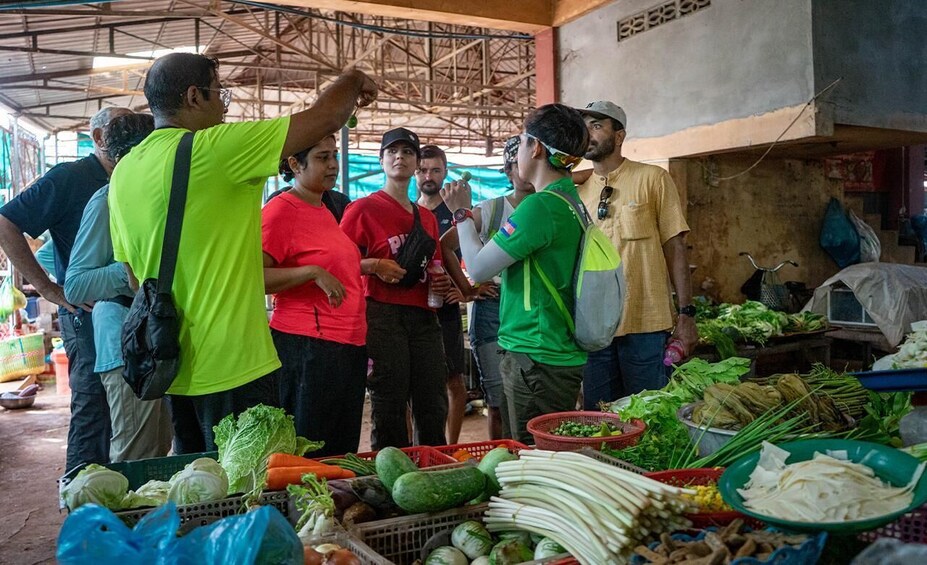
[499,351,584,444]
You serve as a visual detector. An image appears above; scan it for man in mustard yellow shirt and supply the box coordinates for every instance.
[110,53,377,451]
[575,101,697,408]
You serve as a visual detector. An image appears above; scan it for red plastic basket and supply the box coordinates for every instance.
[859,503,927,544]
[644,468,763,529]
[317,446,456,468]
[435,439,531,462]
[526,411,646,451]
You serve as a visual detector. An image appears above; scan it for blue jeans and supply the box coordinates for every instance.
[582,331,669,410]
[469,298,505,409]
[60,308,110,471]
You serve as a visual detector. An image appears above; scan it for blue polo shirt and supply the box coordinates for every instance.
[0,154,109,285]
[65,186,132,373]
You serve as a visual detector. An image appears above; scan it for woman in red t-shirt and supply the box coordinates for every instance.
[340,128,452,450]
[262,135,367,456]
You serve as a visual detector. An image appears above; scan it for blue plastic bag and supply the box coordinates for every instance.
[820,197,861,268]
[57,502,180,564]
[173,504,302,565]
[57,502,302,565]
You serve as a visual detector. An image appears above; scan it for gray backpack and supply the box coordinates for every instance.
[531,189,625,352]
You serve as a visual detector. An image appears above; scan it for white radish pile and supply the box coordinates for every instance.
[483,450,695,564]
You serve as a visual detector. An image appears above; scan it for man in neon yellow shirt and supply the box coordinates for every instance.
[109,53,377,451]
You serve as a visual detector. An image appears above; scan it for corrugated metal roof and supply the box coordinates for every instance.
[0,0,534,143]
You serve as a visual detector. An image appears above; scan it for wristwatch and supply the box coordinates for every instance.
[452,208,474,226]
[678,304,697,318]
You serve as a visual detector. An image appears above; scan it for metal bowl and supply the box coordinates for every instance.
[0,394,37,410]
[677,402,738,457]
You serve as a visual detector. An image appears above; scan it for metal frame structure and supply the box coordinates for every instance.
[0,1,536,151]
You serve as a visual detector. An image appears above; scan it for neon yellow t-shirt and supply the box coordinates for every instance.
[110,118,290,395]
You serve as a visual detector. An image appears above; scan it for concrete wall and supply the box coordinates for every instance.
[812,0,927,132]
[558,0,815,140]
[684,155,844,303]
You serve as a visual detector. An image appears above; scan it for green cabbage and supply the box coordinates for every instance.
[62,464,129,511]
[167,457,229,505]
[122,479,171,508]
[214,404,323,495]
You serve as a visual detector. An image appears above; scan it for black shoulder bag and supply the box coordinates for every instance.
[121,132,193,400]
[393,204,436,287]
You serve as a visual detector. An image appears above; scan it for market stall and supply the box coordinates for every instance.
[53,327,927,565]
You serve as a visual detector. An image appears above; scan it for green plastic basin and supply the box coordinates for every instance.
[718,439,927,534]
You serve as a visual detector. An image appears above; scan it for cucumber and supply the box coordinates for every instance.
[477,447,518,498]
[391,467,487,514]
[375,446,419,491]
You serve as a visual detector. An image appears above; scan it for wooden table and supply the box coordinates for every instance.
[694,335,832,375]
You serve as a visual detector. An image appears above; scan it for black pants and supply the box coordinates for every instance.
[366,299,448,450]
[167,373,277,454]
[60,308,110,471]
[271,330,367,457]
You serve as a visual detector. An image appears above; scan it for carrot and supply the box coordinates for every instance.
[452,449,474,462]
[268,453,330,469]
[266,465,355,490]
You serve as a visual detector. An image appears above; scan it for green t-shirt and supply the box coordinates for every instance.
[492,177,587,366]
[110,118,290,395]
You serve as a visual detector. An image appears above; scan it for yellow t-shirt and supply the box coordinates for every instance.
[578,159,689,336]
[110,118,290,395]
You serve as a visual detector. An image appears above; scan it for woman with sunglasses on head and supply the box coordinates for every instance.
[261,135,367,457]
[441,104,590,444]
[439,136,535,440]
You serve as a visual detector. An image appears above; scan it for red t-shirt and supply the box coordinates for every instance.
[262,192,366,345]
[340,190,443,310]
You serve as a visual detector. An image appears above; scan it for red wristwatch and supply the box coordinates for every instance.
[452,208,473,226]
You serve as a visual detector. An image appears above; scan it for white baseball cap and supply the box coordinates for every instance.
[578,101,627,129]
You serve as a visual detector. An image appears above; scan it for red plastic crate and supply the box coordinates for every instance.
[317,445,455,468]
[435,439,531,462]
[859,503,927,544]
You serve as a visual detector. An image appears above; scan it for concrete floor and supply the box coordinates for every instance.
[0,386,490,564]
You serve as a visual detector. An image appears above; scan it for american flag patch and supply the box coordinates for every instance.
[500,219,517,237]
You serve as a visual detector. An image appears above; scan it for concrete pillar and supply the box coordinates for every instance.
[534,27,558,107]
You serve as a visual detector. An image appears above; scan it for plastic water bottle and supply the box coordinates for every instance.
[663,338,685,366]
[427,260,444,308]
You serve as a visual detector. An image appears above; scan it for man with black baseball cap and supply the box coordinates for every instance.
[575,100,696,407]
[341,127,452,449]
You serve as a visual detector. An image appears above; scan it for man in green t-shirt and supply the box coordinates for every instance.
[109,52,377,452]
[440,104,590,443]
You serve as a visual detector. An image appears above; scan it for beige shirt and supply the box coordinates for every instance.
[578,159,689,336]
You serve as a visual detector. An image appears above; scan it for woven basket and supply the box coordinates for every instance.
[0,332,46,383]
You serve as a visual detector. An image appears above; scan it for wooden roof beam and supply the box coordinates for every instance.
[271,0,550,33]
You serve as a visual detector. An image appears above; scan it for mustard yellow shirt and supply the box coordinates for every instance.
[578,159,689,336]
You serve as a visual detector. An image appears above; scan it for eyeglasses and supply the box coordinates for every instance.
[597,185,614,220]
[199,87,232,109]
[523,132,582,171]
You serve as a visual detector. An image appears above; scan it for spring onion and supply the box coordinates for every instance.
[484,450,694,564]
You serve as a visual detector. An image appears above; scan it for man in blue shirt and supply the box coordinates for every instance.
[0,106,131,471]
[66,113,172,463]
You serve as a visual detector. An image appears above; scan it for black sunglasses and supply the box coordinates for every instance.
[597,186,614,220]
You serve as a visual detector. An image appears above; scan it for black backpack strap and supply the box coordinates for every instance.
[156,132,194,295]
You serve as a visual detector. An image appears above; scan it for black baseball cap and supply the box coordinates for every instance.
[380,127,421,157]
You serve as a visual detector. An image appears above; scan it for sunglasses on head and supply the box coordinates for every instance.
[597,185,614,221]
[523,132,582,171]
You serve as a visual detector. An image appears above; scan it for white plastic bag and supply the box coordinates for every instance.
[848,210,882,263]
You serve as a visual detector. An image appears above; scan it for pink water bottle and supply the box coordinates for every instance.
[663,338,686,366]
[427,260,444,308]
